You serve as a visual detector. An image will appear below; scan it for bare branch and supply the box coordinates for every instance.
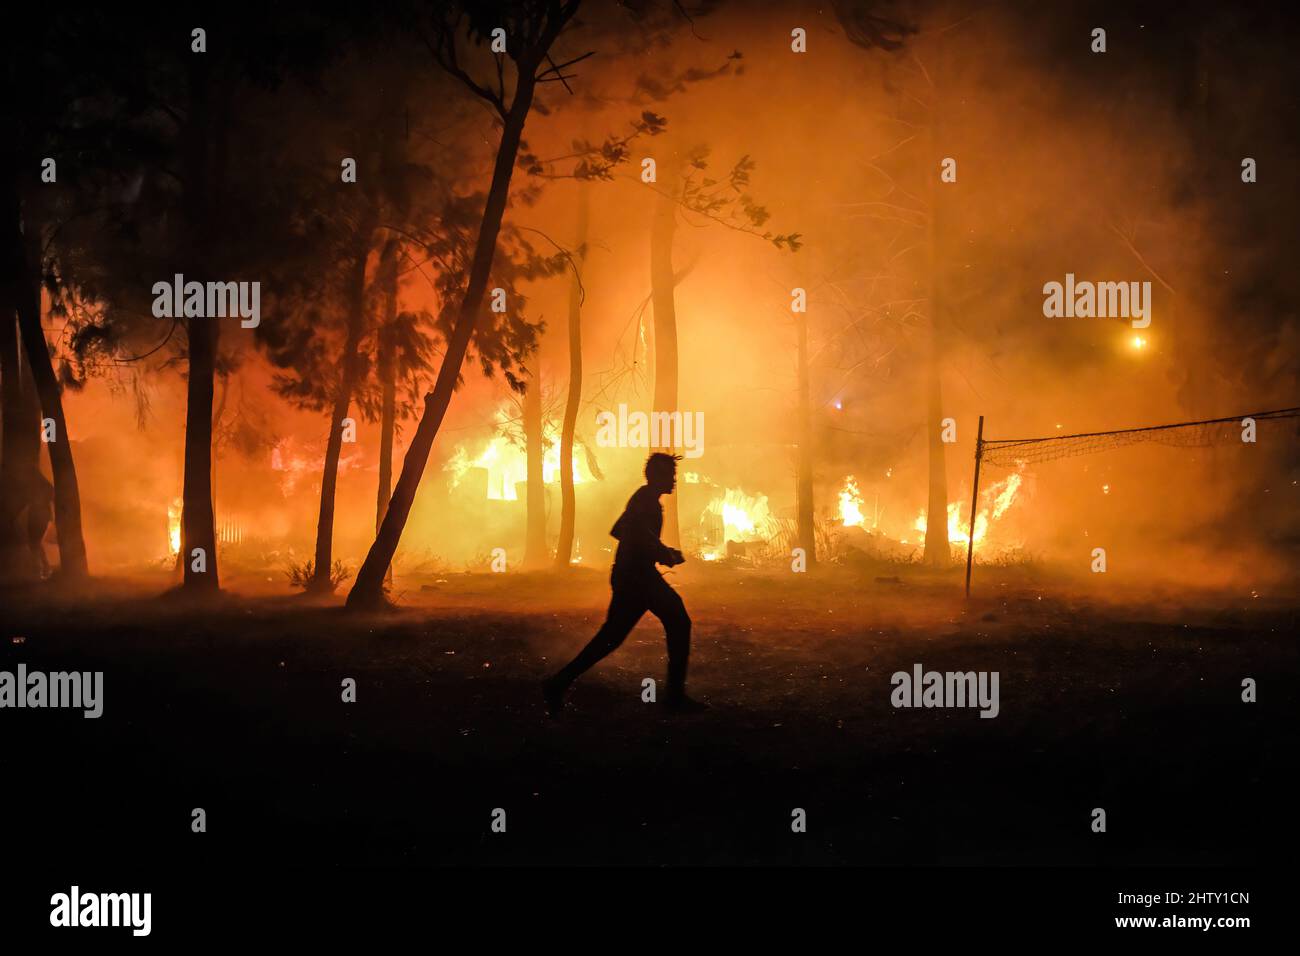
[1109,220,1177,295]
[536,49,595,86]
[412,12,507,119]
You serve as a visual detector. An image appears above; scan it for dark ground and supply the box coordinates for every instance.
[3,562,1295,867]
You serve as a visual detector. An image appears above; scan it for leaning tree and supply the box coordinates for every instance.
[347,0,584,608]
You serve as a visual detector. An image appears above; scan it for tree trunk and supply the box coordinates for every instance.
[181,314,220,592]
[0,311,26,576]
[921,327,949,566]
[649,184,681,548]
[0,317,41,580]
[921,112,950,568]
[375,242,398,522]
[555,187,589,569]
[795,308,816,567]
[179,58,220,594]
[0,184,34,578]
[13,219,88,579]
[309,234,372,593]
[375,240,398,588]
[347,72,538,610]
[210,370,229,539]
[523,367,547,567]
[16,350,43,573]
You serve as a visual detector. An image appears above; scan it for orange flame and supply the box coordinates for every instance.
[167,498,182,555]
[700,487,777,560]
[914,472,1024,551]
[445,404,587,501]
[839,476,866,528]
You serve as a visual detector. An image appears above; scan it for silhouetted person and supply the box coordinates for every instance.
[544,453,705,715]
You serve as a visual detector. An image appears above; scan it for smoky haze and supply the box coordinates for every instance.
[50,0,1299,595]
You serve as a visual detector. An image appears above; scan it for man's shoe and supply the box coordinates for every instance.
[664,694,709,714]
[543,676,566,717]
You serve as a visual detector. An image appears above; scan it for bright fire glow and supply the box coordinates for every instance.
[453,438,522,500]
[269,437,354,498]
[542,440,583,486]
[914,472,1023,551]
[446,404,586,501]
[722,502,755,536]
[700,488,777,560]
[167,498,182,555]
[839,476,865,528]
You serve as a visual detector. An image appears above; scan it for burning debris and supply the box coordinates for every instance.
[698,487,782,562]
[445,404,590,502]
[839,476,866,529]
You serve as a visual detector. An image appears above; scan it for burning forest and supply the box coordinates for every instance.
[2,0,1296,932]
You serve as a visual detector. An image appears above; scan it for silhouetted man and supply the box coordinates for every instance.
[544,453,705,715]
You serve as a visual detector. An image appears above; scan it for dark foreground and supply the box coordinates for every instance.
[3,563,1295,868]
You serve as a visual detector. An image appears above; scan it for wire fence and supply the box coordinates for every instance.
[979,407,1300,469]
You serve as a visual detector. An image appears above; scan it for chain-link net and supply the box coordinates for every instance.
[980,407,1300,469]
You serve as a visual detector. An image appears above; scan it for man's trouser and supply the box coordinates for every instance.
[553,566,691,698]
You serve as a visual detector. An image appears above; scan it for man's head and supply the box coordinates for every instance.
[644,452,681,495]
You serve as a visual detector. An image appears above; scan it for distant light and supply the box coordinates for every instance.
[1130,334,1147,351]
[1055,423,1062,430]
[834,400,843,410]
[1102,484,1110,495]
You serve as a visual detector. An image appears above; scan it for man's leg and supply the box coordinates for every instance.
[645,576,692,703]
[547,585,647,704]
